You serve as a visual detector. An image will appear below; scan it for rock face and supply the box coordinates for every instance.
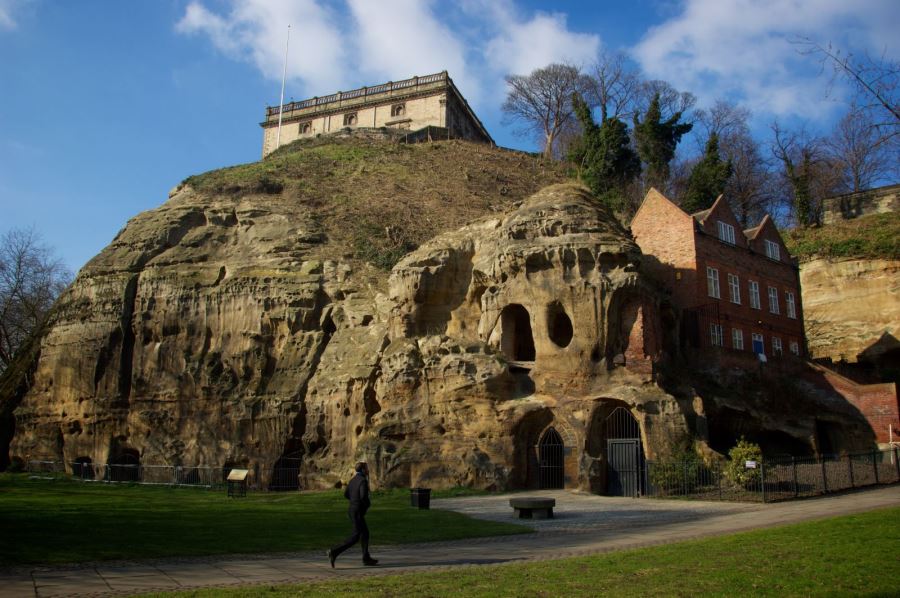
[800,257,900,363]
[7,177,691,491]
[4,146,879,491]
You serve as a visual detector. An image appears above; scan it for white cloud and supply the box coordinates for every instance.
[632,0,899,119]
[345,0,477,101]
[176,0,348,95]
[175,0,601,112]
[482,3,601,76]
[0,0,31,30]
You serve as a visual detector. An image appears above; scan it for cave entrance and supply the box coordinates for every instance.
[108,449,141,482]
[605,407,643,497]
[500,304,535,362]
[587,402,645,496]
[73,456,93,480]
[538,427,565,489]
[270,449,303,491]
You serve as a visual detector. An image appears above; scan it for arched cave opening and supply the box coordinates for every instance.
[109,449,141,482]
[500,304,535,362]
[511,408,553,489]
[538,427,564,489]
[586,401,645,496]
[270,446,303,491]
[73,456,93,480]
[546,302,573,348]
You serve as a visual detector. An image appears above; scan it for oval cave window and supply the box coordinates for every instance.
[500,304,535,362]
[547,302,573,348]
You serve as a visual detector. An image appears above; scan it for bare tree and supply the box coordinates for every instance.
[795,37,899,147]
[825,106,898,193]
[0,228,71,374]
[635,79,697,122]
[770,122,841,226]
[695,100,775,227]
[694,100,752,148]
[502,63,591,158]
[585,50,643,122]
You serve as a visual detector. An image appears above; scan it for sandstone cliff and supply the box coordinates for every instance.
[2,136,879,491]
[800,257,900,363]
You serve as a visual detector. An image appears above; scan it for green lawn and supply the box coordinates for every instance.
[146,506,900,597]
[0,475,527,565]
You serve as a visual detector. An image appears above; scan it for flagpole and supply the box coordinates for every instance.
[275,24,291,150]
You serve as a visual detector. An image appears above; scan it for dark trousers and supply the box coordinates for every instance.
[331,507,371,561]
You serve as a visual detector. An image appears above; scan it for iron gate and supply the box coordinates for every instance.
[608,439,641,496]
[606,406,643,496]
[539,427,564,489]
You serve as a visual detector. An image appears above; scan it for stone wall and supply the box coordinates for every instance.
[822,183,899,225]
[262,94,446,156]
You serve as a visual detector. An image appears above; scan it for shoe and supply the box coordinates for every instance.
[327,549,336,568]
[363,558,379,566]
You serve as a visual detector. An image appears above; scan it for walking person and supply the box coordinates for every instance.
[327,462,378,567]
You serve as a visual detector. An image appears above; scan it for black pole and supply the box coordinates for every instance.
[847,454,855,488]
[792,456,799,498]
[873,449,879,485]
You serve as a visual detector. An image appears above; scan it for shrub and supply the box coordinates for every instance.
[725,438,763,488]
[648,449,702,496]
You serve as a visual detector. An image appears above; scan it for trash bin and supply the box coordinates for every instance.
[410,487,431,509]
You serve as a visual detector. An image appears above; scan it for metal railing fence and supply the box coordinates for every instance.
[644,447,900,502]
[25,461,224,488]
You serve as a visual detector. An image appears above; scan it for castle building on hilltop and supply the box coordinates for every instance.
[631,189,806,360]
[260,71,493,157]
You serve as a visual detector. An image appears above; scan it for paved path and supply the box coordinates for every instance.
[2,485,898,597]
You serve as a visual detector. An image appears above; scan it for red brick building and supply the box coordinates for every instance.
[631,189,805,359]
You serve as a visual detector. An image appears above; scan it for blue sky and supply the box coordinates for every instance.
[1,0,896,272]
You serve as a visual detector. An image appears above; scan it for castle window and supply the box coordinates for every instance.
[710,323,724,347]
[752,333,765,354]
[764,239,781,261]
[790,341,800,355]
[343,112,358,126]
[768,286,780,314]
[772,336,783,356]
[749,280,761,309]
[786,291,796,319]
[717,221,735,244]
[300,122,312,134]
[706,267,720,299]
[732,328,744,350]
[728,273,741,304]
[391,103,405,117]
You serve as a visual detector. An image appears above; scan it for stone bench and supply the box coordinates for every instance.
[509,497,555,519]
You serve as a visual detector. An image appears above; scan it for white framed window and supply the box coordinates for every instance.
[772,336,783,355]
[749,281,761,310]
[732,328,744,350]
[752,333,765,354]
[728,273,741,304]
[707,267,720,299]
[768,286,780,314]
[786,291,796,319]
[710,323,724,347]
[790,341,800,355]
[717,221,736,244]
[764,239,781,261]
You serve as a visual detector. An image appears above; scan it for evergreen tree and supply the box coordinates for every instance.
[681,133,733,213]
[569,94,641,211]
[633,93,693,190]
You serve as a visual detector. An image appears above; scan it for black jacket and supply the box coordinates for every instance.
[344,473,371,512]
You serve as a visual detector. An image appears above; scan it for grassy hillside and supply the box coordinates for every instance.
[183,134,572,271]
[783,212,900,261]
